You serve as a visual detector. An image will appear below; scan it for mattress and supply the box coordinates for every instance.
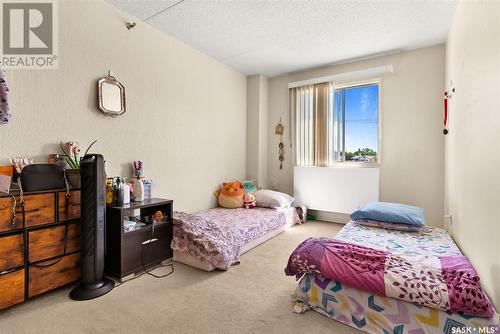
[290,222,499,333]
[335,221,462,258]
[173,206,299,271]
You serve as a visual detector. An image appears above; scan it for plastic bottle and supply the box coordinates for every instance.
[134,176,144,202]
[120,178,130,205]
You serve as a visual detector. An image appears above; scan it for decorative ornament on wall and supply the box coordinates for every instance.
[443,82,455,136]
[275,118,285,169]
[0,68,11,125]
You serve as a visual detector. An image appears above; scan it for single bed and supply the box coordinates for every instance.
[287,221,499,334]
[173,207,299,271]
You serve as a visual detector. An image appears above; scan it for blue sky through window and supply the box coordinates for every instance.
[343,84,378,153]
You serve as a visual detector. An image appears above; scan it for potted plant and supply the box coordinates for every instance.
[60,140,97,187]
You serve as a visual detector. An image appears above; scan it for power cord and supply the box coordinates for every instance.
[110,259,174,287]
[111,217,174,286]
[141,220,174,278]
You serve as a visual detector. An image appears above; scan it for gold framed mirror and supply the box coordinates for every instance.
[97,72,126,117]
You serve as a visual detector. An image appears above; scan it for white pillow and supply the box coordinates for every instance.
[253,190,294,209]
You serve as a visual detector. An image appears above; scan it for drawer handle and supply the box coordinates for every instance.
[10,195,17,228]
[142,238,158,245]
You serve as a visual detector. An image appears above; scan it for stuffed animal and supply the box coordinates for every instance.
[214,182,244,209]
[244,193,256,209]
[241,180,257,193]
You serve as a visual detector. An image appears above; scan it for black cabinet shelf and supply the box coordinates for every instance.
[105,198,173,281]
[123,219,171,235]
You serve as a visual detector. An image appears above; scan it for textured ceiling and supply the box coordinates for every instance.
[106,0,457,77]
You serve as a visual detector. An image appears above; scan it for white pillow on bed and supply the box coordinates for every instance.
[253,190,294,209]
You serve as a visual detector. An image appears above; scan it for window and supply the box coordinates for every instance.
[290,80,379,167]
[335,82,379,163]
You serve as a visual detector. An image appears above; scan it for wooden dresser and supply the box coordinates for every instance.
[0,188,81,310]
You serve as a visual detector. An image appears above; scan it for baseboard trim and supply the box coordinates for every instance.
[309,210,350,224]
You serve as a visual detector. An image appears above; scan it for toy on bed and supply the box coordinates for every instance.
[243,193,256,209]
[241,180,257,193]
[214,181,244,208]
[240,180,257,208]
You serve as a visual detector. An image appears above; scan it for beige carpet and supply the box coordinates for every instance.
[0,221,361,334]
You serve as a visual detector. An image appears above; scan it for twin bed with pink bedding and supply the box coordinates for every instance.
[172,207,299,271]
[285,221,499,333]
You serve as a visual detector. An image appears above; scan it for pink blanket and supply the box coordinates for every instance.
[173,207,298,269]
[285,238,494,318]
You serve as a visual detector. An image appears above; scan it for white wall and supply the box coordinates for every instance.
[258,76,269,188]
[268,45,446,226]
[0,0,247,213]
[246,74,268,187]
[445,0,500,309]
[246,76,260,184]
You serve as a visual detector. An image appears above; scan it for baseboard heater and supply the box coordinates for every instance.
[294,166,380,222]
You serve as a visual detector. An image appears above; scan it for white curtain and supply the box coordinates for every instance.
[290,85,313,166]
[289,82,339,167]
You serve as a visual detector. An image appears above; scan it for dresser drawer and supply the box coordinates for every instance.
[0,234,24,272]
[28,223,80,263]
[0,269,25,309]
[28,252,80,297]
[58,191,80,221]
[20,193,55,227]
[0,197,23,232]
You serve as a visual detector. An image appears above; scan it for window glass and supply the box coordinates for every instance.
[337,84,379,162]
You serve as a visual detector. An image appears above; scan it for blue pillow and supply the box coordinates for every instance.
[351,202,425,226]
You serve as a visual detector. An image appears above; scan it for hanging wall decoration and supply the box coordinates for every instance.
[275,118,285,169]
[0,68,11,125]
[97,71,126,118]
[443,91,449,135]
[443,84,455,135]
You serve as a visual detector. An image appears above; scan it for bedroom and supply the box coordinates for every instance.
[0,0,498,333]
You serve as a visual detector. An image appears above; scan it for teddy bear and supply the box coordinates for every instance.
[214,182,244,209]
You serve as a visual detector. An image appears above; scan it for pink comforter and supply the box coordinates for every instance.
[173,207,298,270]
[285,238,494,318]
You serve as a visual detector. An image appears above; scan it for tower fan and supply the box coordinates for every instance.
[70,154,114,300]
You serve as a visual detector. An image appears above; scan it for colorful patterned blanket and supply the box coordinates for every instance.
[292,274,499,334]
[285,238,493,318]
